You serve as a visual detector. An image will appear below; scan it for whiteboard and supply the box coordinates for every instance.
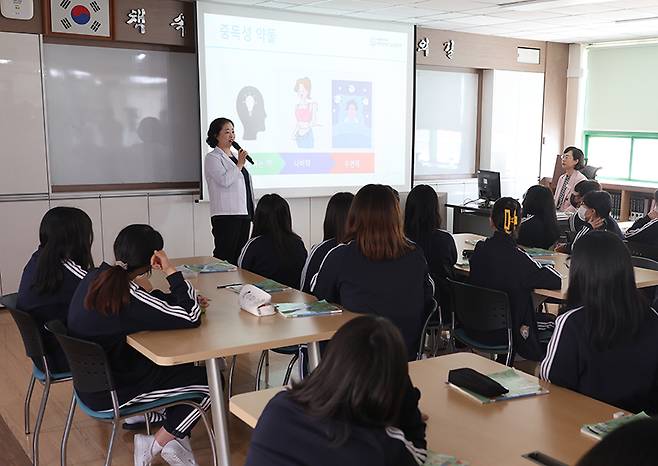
[42,44,200,188]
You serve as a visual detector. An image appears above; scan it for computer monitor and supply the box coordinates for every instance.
[478,170,501,206]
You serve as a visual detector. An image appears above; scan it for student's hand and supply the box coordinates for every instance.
[649,210,658,220]
[555,243,568,254]
[590,217,605,230]
[151,250,176,276]
[197,295,211,309]
[237,149,248,169]
[421,412,429,422]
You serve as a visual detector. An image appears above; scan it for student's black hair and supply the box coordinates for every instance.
[566,231,647,351]
[564,146,585,170]
[85,225,163,316]
[576,418,658,466]
[582,190,612,219]
[288,315,408,444]
[34,207,94,295]
[252,194,303,260]
[404,184,442,255]
[490,197,522,236]
[523,185,560,241]
[654,189,658,203]
[206,117,233,148]
[323,192,354,242]
[574,180,601,196]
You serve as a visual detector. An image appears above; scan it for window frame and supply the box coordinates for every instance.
[584,130,658,183]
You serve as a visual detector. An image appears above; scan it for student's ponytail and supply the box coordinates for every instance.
[491,197,521,236]
[84,224,164,316]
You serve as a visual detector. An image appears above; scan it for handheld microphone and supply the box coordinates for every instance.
[231,141,254,164]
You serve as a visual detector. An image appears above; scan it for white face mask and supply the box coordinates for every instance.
[577,205,588,221]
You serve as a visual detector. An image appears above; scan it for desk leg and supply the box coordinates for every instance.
[206,358,231,466]
[307,341,321,370]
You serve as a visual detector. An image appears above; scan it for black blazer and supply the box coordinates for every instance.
[238,235,308,289]
[517,215,559,249]
[300,238,338,293]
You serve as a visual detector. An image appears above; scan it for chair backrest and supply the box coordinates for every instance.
[632,256,658,272]
[45,320,115,394]
[579,165,601,180]
[627,241,658,262]
[447,279,511,333]
[1,294,47,370]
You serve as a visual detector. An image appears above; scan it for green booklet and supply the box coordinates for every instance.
[580,412,651,440]
[448,369,549,404]
[276,300,342,318]
[179,260,236,273]
[225,279,290,294]
[424,452,469,465]
[523,247,557,257]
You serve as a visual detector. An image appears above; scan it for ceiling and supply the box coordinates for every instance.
[205,0,658,44]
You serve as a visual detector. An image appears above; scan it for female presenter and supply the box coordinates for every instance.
[204,117,255,264]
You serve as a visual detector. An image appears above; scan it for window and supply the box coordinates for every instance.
[584,132,658,182]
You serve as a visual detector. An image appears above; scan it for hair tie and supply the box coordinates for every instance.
[115,260,128,270]
[503,208,518,234]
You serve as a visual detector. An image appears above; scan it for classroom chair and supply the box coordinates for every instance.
[45,320,217,466]
[1,294,72,466]
[447,279,514,366]
[417,300,439,360]
[627,242,658,262]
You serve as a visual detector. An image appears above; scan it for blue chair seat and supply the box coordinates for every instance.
[32,364,71,382]
[75,391,207,420]
[453,329,509,354]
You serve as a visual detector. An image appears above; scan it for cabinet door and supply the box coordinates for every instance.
[0,200,49,294]
[0,32,48,195]
[193,201,214,257]
[100,197,148,262]
[148,195,195,259]
[50,197,104,265]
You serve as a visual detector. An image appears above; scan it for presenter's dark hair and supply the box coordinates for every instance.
[288,315,408,444]
[404,184,442,256]
[34,207,94,295]
[345,184,413,261]
[576,418,658,466]
[582,191,611,218]
[563,146,585,170]
[566,231,646,351]
[491,197,522,236]
[85,225,163,316]
[252,194,302,260]
[206,117,233,148]
[323,192,354,242]
[522,185,559,241]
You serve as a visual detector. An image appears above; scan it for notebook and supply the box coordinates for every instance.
[580,412,651,440]
[448,369,548,404]
[225,279,290,294]
[276,300,342,318]
[179,260,237,273]
[523,248,557,257]
[425,452,469,466]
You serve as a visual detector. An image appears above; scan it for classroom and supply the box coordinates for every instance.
[2,0,658,465]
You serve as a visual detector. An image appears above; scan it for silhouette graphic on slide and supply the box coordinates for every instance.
[236,86,266,140]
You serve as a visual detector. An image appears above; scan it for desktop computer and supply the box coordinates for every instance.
[477,170,501,207]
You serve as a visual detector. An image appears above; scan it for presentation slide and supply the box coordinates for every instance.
[197,4,414,198]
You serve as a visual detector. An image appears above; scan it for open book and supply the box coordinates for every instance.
[179,260,237,273]
[276,300,342,318]
[448,369,548,404]
[225,279,291,294]
[580,412,651,440]
[523,247,557,257]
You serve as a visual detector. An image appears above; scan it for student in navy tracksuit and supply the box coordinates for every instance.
[517,185,560,250]
[67,225,209,466]
[624,189,658,248]
[568,180,601,232]
[541,232,658,414]
[564,190,623,254]
[469,197,562,361]
[300,192,354,293]
[17,207,94,373]
[246,315,427,466]
[238,193,307,288]
[312,184,435,360]
[404,184,456,323]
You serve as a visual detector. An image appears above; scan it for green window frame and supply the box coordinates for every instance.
[584,130,658,183]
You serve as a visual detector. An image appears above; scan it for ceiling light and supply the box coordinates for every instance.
[498,0,610,11]
[615,16,658,24]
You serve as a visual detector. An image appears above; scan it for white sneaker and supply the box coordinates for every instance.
[133,434,159,466]
[161,437,198,466]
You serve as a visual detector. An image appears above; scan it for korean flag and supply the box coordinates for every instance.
[50,0,111,37]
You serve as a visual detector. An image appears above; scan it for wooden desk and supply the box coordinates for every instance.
[230,353,619,465]
[453,233,658,300]
[126,257,357,466]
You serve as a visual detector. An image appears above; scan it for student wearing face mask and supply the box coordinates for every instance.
[569,180,601,232]
[563,191,623,254]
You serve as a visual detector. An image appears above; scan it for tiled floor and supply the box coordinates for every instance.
[0,310,292,465]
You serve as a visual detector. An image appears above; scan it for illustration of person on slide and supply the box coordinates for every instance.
[292,77,318,148]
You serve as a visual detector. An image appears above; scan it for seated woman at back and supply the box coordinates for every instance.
[517,185,560,250]
[312,184,435,360]
[17,207,94,373]
[245,315,427,466]
[469,198,562,361]
[554,146,587,213]
[239,193,307,288]
[561,190,623,253]
[540,231,658,414]
[300,192,354,293]
[67,224,209,465]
